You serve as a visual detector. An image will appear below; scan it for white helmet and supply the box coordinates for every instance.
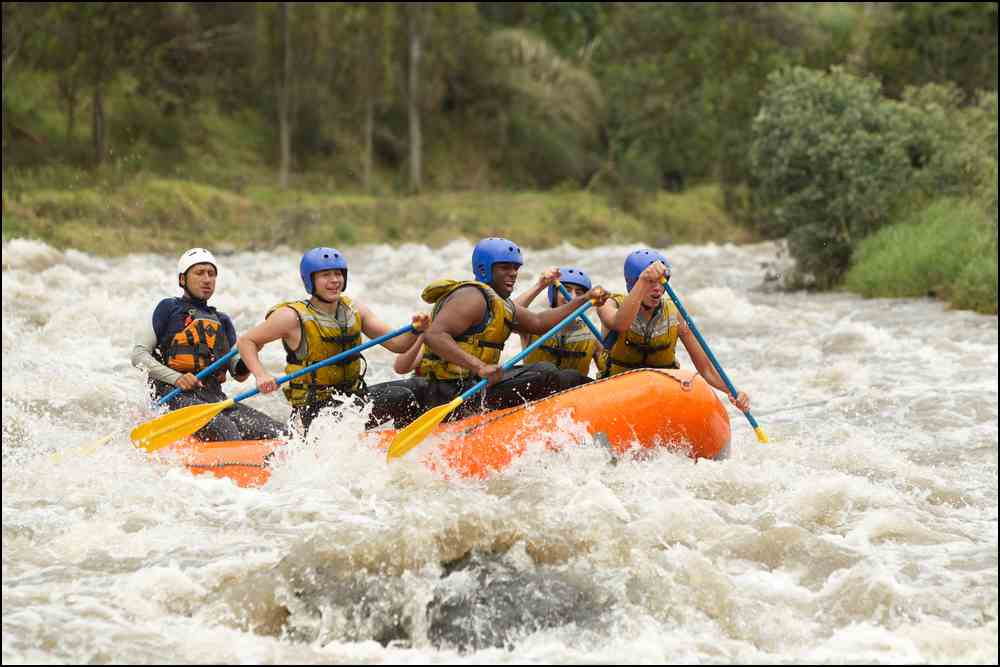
[177,248,218,276]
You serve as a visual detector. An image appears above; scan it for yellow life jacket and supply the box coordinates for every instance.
[524,319,600,376]
[268,298,364,406]
[418,280,516,381]
[159,304,230,382]
[602,293,680,377]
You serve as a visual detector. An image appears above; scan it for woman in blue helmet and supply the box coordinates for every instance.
[416,237,609,420]
[131,248,287,442]
[236,247,431,432]
[596,249,751,412]
[514,266,605,378]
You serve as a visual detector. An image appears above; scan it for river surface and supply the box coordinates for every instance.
[2,237,997,664]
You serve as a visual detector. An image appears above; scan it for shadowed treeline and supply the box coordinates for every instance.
[2,3,997,311]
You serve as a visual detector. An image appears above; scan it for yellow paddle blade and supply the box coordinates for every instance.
[386,397,463,461]
[754,426,769,444]
[130,399,234,453]
[50,433,116,462]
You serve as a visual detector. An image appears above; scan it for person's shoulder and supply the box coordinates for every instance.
[152,296,182,314]
[449,284,490,307]
[347,296,368,312]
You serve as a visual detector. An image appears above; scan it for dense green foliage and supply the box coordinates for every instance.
[844,199,997,314]
[6,3,995,191]
[750,66,914,287]
[751,67,997,291]
[3,2,997,312]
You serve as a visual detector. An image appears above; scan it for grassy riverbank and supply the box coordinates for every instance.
[1,174,751,256]
[3,173,995,314]
[844,198,997,314]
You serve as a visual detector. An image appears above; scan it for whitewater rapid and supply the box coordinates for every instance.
[2,238,997,663]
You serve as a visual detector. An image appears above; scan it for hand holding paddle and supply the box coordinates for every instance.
[56,348,241,460]
[386,297,600,461]
[130,324,416,452]
[554,281,605,345]
[662,280,768,443]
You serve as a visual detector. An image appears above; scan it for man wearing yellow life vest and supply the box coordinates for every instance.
[418,237,609,420]
[237,247,430,432]
[515,266,605,378]
[596,249,751,412]
[131,248,287,441]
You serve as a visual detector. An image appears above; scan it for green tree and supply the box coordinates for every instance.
[2,2,57,167]
[593,3,808,203]
[866,2,998,99]
[750,66,915,287]
[477,2,610,59]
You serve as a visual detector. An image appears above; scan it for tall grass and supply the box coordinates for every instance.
[844,198,998,314]
[2,177,746,255]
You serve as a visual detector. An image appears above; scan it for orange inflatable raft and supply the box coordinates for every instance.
[158,369,731,487]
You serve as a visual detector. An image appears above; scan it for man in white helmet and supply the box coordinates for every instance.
[130,248,286,442]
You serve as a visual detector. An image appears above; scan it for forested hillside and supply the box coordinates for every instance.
[3,2,996,310]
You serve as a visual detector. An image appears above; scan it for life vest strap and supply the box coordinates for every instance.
[542,344,587,359]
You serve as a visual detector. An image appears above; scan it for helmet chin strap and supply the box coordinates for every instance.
[179,273,208,302]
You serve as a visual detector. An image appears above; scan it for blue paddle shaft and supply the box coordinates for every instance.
[231,324,416,403]
[156,347,239,406]
[555,283,605,343]
[662,282,761,430]
[458,300,595,402]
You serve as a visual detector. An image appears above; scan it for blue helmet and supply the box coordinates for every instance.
[624,249,671,292]
[300,247,348,295]
[547,266,592,307]
[472,237,523,284]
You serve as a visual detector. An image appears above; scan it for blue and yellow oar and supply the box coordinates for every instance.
[130,324,415,453]
[663,281,768,443]
[386,299,597,461]
[57,348,241,460]
[156,347,240,406]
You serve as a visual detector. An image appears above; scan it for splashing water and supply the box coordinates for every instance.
[3,238,997,663]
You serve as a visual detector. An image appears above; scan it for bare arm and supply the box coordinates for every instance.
[515,267,561,348]
[392,313,430,374]
[236,307,300,394]
[358,303,424,353]
[677,323,751,412]
[394,335,425,374]
[422,287,501,381]
[513,286,608,335]
[602,261,669,334]
[513,267,560,309]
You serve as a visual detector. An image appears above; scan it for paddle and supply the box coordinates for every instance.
[386,299,597,461]
[63,348,241,458]
[555,281,605,344]
[662,281,768,443]
[130,324,416,453]
[157,347,240,405]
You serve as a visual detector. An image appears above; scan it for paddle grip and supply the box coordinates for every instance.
[231,324,416,404]
[157,347,239,406]
[457,300,595,403]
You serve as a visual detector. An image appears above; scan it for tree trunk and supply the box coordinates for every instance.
[92,82,105,165]
[278,2,293,189]
[407,4,422,194]
[363,94,374,193]
[59,77,78,139]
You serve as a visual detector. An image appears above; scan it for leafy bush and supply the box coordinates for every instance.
[750,66,999,289]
